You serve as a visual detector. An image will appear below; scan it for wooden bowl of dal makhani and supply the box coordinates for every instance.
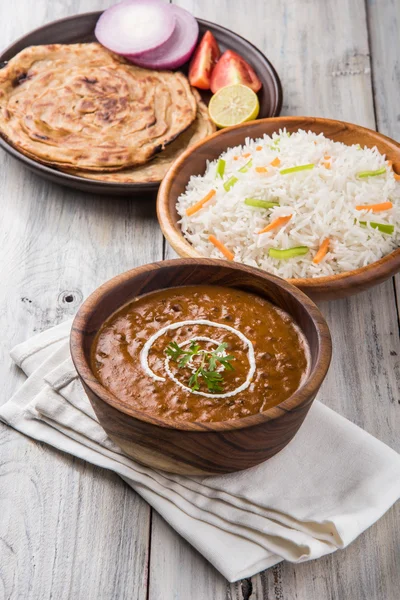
[157,117,400,301]
[70,259,331,475]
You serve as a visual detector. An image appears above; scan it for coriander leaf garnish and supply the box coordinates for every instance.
[200,369,224,393]
[165,339,235,394]
[208,342,234,372]
[188,371,200,391]
[165,340,201,368]
[165,341,183,361]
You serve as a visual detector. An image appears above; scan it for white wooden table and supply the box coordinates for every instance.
[1,1,399,598]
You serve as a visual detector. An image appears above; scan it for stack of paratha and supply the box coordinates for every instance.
[0,43,215,183]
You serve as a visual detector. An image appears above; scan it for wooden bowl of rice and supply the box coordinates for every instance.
[157,116,400,301]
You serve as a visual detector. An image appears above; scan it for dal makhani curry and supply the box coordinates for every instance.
[91,285,309,423]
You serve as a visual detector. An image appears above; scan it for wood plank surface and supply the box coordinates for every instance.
[0,1,161,599]
[0,0,399,599]
[366,0,400,325]
[160,1,400,599]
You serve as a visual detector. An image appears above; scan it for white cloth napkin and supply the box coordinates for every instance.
[1,321,400,582]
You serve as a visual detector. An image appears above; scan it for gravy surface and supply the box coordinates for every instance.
[91,285,309,423]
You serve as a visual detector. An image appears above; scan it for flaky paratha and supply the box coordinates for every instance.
[62,91,215,183]
[0,43,197,172]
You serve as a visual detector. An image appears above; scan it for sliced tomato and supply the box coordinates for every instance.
[188,30,221,90]
[210,50,262,94]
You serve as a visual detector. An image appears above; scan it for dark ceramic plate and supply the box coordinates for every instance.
[0,11,283,196]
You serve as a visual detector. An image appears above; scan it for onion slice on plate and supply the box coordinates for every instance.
[95,0,176,56]
[126,5,199,70]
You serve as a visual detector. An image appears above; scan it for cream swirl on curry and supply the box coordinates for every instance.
[91,285,309,422]
[140,320,256,399]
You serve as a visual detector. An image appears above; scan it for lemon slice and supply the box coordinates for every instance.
[208,84,260,128]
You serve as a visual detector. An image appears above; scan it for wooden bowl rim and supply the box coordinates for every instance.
[70,258,332,432]
[157,116,400,291]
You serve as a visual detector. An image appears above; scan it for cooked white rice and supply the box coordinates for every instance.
[176,129,400,278]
